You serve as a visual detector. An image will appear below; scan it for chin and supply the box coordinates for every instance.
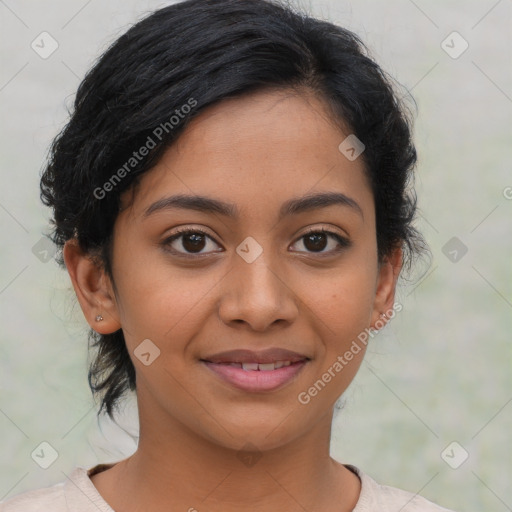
[192,412,304,453]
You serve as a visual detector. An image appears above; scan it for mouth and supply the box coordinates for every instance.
[208,360,299,371]
[200,348,310,392]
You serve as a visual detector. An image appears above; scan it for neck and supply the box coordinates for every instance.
[92,392,361,512]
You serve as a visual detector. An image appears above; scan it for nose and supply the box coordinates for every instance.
[217,248,299,332]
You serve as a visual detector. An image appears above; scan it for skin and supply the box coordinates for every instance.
[64,88,402,512]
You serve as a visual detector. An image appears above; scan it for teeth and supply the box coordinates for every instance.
[238,360,294,371]
[212,360,301,370]
[241,362,259,371]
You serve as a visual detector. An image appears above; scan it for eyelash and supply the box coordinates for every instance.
[162,226,351,259]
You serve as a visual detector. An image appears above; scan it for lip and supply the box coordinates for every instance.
[202,359,309,392]
[201,348,310,365]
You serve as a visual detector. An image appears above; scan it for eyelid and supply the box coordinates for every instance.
[299,225,349,239]
[290,226,351,253]
[162,226,220,253]
[162,224,351,258]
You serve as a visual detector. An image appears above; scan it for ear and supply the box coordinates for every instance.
[63,239,121,334]
[370,246,403,330]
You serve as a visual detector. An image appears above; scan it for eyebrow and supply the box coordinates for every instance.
[143,191,363,221]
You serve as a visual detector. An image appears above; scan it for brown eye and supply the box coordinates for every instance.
[291,229,351,255]
[163,227,350,259]
[164,228,222,256]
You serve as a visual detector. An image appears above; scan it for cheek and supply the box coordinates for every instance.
[301,260,378,341]
[293,268,376,414]
[111,245,220,350]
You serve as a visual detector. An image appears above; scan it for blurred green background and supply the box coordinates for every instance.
[0,1,511,510]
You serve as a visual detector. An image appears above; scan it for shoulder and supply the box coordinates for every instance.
[348,465,456,512]
[0,465,114,512]
[0,481,66,511]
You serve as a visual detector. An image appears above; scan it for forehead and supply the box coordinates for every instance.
[172,88,350,168]
[121,88,373,221]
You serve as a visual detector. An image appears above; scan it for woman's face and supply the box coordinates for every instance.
[94,89,400,451]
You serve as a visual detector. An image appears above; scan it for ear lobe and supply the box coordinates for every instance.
[370,246,403,330]
[63,239,121,334]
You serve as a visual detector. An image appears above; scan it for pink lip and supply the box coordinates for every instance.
[202,347,309,365]
[202,360,308,392]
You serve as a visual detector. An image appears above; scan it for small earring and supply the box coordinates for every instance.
[95,314,104,322]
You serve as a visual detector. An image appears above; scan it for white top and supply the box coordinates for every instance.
[0,463,455,511]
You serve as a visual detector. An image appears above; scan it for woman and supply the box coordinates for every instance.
[2,0,455,510]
